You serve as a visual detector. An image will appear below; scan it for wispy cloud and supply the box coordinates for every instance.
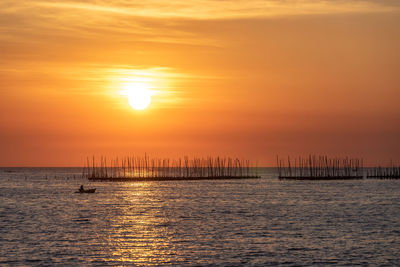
[1,0,398,48]
[35,0,400,19]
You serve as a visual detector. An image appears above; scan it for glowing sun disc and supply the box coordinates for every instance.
[128,89,151,110]
[121,83,152,110]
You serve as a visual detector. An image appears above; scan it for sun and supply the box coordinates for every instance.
[120,83,152,110]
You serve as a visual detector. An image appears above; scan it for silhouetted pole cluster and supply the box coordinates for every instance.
[367,163,400,179]
[83,154,259,181]
[277,155,363,180]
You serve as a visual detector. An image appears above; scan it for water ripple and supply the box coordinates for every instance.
[0,168,399,265]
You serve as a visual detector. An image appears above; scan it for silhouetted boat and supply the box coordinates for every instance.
[75,188,96,193]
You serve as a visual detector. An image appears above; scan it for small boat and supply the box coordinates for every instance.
[75,188,96,193]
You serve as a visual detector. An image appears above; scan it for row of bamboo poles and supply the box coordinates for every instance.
[277,155,363,179]
[367,165,400,179]
[83,155,259,181]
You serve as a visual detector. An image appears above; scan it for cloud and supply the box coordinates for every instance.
[1,0,399,48]
[35,0,400,19]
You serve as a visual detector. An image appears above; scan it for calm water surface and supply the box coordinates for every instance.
[0,168,399,266]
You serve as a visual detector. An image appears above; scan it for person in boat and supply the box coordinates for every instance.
[79,185,84,192]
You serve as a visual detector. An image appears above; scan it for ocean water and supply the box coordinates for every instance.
[0,168,399,266]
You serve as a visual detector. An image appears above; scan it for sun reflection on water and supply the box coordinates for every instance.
[105,182,175,265]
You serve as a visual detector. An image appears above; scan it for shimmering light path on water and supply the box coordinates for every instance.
[0,168,399,265]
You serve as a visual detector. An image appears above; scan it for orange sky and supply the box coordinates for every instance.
[1,1,399,166]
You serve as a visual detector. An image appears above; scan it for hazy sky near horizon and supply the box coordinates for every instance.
[1,0,399,166]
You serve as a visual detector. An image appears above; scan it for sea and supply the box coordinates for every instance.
[0,168,399,266]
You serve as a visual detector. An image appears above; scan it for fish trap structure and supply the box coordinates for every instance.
[277,155,363,180]
[83,155,260,181]
[367,165,400,179]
